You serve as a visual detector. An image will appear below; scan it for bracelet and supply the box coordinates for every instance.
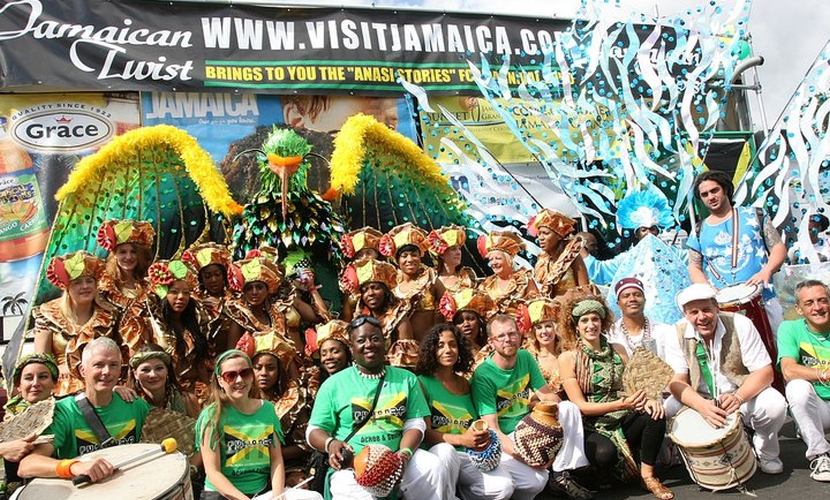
[399,447,413,459]
[324,437,335,453]
[734,393,746,405]
[55,459,77,479]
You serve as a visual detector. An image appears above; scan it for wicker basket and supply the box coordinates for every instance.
[513,402,564,467]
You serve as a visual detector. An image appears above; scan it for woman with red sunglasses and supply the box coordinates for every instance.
[196,350,321,500]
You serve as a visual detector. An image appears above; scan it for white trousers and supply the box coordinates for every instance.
[665,387,786,461]
[428,443,515,500]
[252,490,323,500]
[329,448,455,500]
[498,451,547,500]
[551,400,590,473]
[786,378,830,460]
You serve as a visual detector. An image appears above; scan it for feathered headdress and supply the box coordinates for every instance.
[615,191,675,231]
[46,251,105,289]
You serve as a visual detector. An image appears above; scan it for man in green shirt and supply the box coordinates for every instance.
[471,315,592,500]
[19,337,150,483]
[778,279,830,481]
[307,315,455,500]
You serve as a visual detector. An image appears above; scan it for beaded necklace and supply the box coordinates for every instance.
[620,317,651,351]
[356,366,386,380]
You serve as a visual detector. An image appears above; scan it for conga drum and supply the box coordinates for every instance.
[668,407,756,491]
[715,282,783,391]
[17,443,192,500]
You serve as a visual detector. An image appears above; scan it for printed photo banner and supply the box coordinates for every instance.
[0,0,570,95]
[0,93,140,345]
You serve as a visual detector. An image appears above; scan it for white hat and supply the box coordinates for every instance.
[676,283,718,309]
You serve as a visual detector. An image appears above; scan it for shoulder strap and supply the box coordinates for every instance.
[755,207,770,255]
[74,393,114,448]
[344,370,386,444]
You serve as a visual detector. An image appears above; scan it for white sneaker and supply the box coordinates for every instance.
[759,457,784,474]
[810,455,830,482]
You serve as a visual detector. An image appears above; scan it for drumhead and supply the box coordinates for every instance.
[669,407,737,445]
[19,444,188,500]
[715,282,759,305]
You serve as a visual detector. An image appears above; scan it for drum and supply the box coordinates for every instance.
[18,443,193,500]
[715,282,761,309]
[716,282,782,391]
[668,407,756,491]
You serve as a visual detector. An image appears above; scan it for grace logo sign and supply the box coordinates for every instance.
[11,106,114,151]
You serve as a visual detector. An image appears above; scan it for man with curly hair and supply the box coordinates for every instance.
[471,315,592,500]
[687,170,787,336]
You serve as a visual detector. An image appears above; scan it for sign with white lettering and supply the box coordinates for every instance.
[0,0,571,95]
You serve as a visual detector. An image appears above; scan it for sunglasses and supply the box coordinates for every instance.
[350,316,381,329]
[220,368,254,384]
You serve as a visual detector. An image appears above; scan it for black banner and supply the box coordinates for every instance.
[0,0,571,96]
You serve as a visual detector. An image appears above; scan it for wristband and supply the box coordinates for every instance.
[399,447,413,459]
[56,459,78,479]
[324,437,335,453]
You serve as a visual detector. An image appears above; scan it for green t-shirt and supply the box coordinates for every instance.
[196,400,284,496]
[777,318,830,400]
[418,374,477,451]
[309,366,430,455]
[470,349,547,435]
[47,393,151,459]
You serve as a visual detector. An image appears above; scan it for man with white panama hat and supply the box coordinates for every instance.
[663,283,787,475]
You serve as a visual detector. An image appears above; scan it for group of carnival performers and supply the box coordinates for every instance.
[7,169,830,499]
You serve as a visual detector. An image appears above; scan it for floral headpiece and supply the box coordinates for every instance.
[236,331,296,368]
[527,209,577,238]
[182,242,232,273]
[615,191,675,231]
[246,246,279,261]
[439,288,495,321]
[13,353,58,387]
[342,227,384,259]
[227,257,282,294]
[96,219,155,252]
[428,225,467,255]
[379,222,429,257]
[304,319,350,356]
[517,296,560,332]
[341,258,398,293]
[147,260,199,299]
[46,251,105,289]
[477,230,525,258]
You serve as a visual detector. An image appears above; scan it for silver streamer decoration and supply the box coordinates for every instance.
[735,40,830,264]
[409,0,752,249]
